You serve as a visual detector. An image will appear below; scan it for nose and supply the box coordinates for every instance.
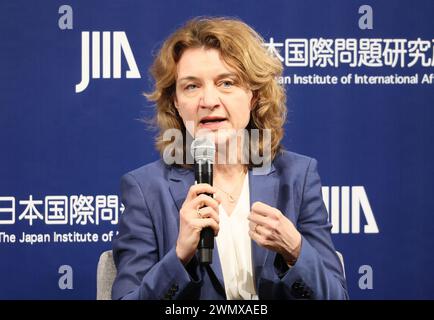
[199,85,220,110]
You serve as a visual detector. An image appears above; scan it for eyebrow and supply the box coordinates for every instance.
[177,73,238,83]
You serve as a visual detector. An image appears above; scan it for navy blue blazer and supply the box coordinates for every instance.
[112,150,348,300]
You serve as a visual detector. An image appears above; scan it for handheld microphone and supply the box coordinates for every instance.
[191,136,215,265]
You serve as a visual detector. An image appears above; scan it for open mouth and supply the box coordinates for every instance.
[199,116,227,125]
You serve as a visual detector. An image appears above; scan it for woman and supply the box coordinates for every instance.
[112,17,348,300]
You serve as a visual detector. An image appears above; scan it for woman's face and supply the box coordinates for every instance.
[174,47,254,145]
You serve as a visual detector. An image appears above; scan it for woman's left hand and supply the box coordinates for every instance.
[248,201,302,266]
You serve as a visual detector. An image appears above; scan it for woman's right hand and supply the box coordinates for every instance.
[176,183,221,265]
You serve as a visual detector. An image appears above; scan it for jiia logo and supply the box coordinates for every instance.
[322,186,379,234]
[75,31,141,93]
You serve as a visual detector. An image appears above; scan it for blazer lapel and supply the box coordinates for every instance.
[168,166,194,214]
[249,164,279,289]
[210,238,225,296]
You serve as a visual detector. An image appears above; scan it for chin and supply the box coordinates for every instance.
[214,133,231,146]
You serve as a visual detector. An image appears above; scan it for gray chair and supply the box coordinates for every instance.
[96,250,117,300]
[96,249,346,300]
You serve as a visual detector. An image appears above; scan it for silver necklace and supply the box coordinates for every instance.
[215,169,246,203]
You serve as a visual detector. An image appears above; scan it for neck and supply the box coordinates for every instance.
[213,140,246,178]
[214,163,246,178]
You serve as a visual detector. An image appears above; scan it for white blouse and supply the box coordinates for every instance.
[215,174,258,300]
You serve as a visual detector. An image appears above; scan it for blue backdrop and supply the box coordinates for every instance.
[1,0,433,299]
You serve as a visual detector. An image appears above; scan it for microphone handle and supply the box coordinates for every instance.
[195,161,214,264]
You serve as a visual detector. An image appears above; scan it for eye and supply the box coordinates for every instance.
[185,84,198,91]
[220,80,234,88]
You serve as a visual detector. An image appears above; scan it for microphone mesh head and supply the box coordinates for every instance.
[191,136,215,163]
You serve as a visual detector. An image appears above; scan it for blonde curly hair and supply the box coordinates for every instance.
[145,16,286,167]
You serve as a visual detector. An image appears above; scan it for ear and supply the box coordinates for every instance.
[173,96,179,110]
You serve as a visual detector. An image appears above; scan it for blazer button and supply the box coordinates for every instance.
[292,281,301,290]
[302,288,313,299]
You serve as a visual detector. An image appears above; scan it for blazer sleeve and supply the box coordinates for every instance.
[275,158,349,299]
[111,173,201,300]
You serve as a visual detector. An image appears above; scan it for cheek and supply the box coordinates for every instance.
[176,103,196,121]
[174,102,198,137]
[230,96,252,127]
